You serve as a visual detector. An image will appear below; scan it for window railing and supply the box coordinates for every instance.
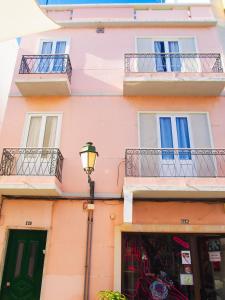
[0,148,64,182]
[125,148,225,177]
[19,54,72,82]
[124,53,224,73]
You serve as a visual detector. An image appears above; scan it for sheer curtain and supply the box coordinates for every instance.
[26,117,42,147]
[176,117,191,160]
[154,41,167,72]
[160,117,174,159]
[168,41,181,72]
[53,41,66,72]
[38,41,53,72]
[43,116,58,148]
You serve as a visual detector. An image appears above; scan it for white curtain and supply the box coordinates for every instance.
[26,117,42,147]
[43,116,58,148]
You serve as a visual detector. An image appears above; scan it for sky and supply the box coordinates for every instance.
[38,0,165,4]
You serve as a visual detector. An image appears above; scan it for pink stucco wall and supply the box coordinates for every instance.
[11,25,223,96]
[1,95,225,196]
[1,3,225,300]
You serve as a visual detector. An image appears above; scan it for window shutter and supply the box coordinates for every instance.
[137,38,153,72]
[179,38,196,53]
[190,113,214,176]
[139,113,159,176]
[190,113,211,148]
[139,113,157,148]
[179,38,198,72]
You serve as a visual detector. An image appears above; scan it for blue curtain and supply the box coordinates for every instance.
[176,117,191,160]
[168,41,181,72]
[154,41,167,72]
[38,42,52,72]
[53,41,67,72]
[160,117,174,160]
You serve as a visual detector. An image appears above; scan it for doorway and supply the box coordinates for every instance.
[121,233,225,300]
[0,230,47,300]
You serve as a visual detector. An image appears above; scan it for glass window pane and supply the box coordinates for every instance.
[43,116,58,148]
[160,117,174,160]
[176,117,191,160]
[26,117,42,147]
[168,41,181,72]
[154,41,167,72]
[28,242,38,278]
[14,241,25,278]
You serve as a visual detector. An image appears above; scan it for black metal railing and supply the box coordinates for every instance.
[19,54,72,82]
[124,53,224,73]
[125,148,225,177]
[0,148,64,182]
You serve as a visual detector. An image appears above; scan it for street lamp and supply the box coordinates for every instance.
[80,142,98,199]
[80,142,98,300]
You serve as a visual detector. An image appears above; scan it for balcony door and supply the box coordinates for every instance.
[19,113,62,176]
[38,40,68,73]
[154,40,181,72]
[158,115,194,177]
[136,37,197,73]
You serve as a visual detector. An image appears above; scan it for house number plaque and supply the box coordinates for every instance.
[25,221,32,225]
[181,219,190,224]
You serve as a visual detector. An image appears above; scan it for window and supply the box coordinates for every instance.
[139,112,214,177]
[136,37,197,72]
[38,39,69,73]
[22,113,62,148]
[159,116,191,160]
[154,40,181,72]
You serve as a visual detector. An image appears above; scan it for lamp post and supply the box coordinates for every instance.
[80,142,98,300]
[80,142,98,200]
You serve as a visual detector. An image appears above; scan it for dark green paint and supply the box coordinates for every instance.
[0,230,47,300]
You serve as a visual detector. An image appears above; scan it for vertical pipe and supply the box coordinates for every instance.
[83,179,95,300]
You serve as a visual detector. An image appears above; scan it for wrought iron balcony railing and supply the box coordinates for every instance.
[124,53,224,73]
[19,54,72,82]
[0,148,64,182]
[125,149,225,177]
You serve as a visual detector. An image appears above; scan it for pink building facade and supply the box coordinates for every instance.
[1,1,225,299]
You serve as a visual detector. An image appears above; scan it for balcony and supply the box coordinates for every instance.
[124,53,225,96]
[124,148,225,198]
[0,148,63,196]
[123,148,225,222]
[15,54,72,96]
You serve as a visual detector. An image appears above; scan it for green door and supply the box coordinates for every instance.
[0,230,47,300]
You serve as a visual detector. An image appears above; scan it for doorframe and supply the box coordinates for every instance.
[114,224,225,292]
[0,227,50,300]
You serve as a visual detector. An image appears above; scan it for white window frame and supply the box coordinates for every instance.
[38,38,70,55]
[21,112,63,148]
[157,114,193,148]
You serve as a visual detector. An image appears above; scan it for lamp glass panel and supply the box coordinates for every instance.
[88,152,97,169]
[81,152,88,170]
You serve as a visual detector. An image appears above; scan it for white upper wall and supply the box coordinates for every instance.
[0,40,18,127]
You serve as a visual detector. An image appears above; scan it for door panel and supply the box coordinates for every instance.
[0,230,47,300]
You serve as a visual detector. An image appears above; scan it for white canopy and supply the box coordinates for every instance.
[0,0,60,42]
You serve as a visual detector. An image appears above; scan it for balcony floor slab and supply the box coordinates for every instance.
[124,75,225,96]
[0,176,62,196]
[124,177,225,199]
[15,76,71,96]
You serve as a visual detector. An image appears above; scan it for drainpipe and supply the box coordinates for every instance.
[84,176,95,300]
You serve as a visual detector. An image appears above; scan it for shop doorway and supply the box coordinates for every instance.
[0,230,47,300]
[121,233,225,300]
